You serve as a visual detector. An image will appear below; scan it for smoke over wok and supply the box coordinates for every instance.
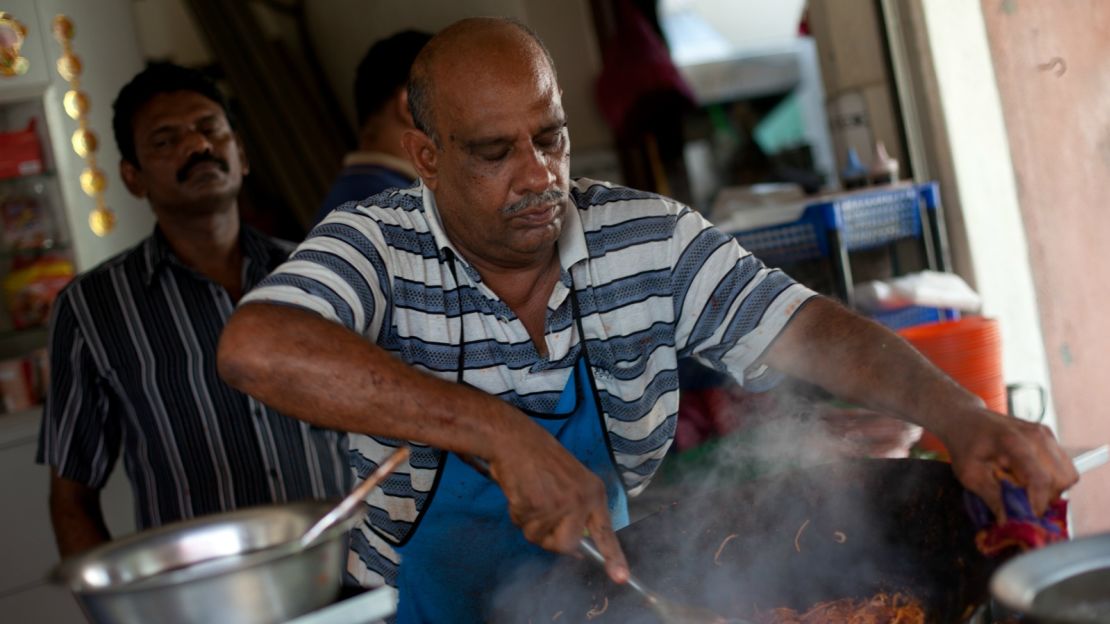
[490,384,988,623]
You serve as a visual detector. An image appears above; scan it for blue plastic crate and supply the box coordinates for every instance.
[733,214,827,265]
[730,183,938,264]
[870,305,959,331]
[816,184,924,251]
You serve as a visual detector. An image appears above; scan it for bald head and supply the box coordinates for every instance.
[408,17,558,143]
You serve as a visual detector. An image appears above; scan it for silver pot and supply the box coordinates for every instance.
[54,501,349,624]
[990,533,1110,624]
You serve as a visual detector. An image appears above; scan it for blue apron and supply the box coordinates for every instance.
[394,271,629,623]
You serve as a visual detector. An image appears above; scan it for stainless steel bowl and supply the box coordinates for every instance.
[54,501,349,624]
[991,533,1110,624]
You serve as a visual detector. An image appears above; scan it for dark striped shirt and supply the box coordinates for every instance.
[36,226,349,530]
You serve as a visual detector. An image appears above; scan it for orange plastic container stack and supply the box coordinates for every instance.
[898,316,1005,454]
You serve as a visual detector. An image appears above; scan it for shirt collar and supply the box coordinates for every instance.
[141,224,289,288]
[421,182,588,272]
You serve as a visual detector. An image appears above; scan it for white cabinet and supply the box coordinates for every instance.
[0,582,85,623]
[0,1,146,620]
[0,418,62,591]
[0,408,134,623]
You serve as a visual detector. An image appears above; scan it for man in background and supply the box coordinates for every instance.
[38,63,348,556]
[314,30,432,224]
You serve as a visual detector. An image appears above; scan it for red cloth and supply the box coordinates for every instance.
[594,0,696,137]
[674,387,734,452]
[963,471,1068,557]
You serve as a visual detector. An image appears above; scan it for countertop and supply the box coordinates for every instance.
[286,586,397,624]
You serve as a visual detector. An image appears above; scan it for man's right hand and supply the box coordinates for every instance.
[48,469,111,558]
[485,420,630,585]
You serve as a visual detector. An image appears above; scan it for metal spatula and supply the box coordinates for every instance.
[576,536,745,624]
[464,455,741,624]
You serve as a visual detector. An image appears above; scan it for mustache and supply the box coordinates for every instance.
[176,152,229,182]
[501,189,567,216]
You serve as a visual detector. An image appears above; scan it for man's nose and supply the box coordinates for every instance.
[180,127,214,156]
[515,145,556,194]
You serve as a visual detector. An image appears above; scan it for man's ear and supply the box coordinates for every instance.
[401,128,438,191]
[119,159,147,199]
[235,132,250,177]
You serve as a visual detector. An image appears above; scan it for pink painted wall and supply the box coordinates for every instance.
[980,0,1110,534]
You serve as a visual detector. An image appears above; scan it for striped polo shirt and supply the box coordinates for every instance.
[37,226,350,530]
[241,178,815,587]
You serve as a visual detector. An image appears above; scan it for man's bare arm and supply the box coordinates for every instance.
[218,303,544,457]
[49,469,110,558]
[763,296,1077,518]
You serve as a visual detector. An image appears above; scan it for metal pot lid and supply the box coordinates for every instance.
[991,533,1110,618]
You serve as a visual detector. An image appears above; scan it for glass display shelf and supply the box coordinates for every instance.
[0,170,55,186]
[0,240,71,260]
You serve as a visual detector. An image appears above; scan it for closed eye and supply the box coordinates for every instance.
[534,133,564,153]
[475,147,511,162]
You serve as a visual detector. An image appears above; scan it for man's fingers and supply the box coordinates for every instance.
[1011,424,1074,516]
[548,516,585,555]
[521,515,578,554]
[1040,424,1080,493]
[587,513,628,584]
[1020,467,1053,518]
[959,463,1007,521]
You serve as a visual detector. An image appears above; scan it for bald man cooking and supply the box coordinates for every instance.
[218,17,1077,622]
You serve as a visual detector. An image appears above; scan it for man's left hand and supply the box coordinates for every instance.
[938,407,1078,521]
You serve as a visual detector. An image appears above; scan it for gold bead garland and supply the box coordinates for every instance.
[51,14,114,236]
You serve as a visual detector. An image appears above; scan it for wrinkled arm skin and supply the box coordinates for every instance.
[49,469,111,558]
[217,302,629,582]
[764,296,1078,520]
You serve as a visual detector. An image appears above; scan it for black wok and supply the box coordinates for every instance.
[494,458,1004,623]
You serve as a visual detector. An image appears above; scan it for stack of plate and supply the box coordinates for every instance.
[898,316,1004,454]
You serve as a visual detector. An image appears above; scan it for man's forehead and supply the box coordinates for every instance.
[451,106,566,144]
[439,57,560,115]
[135,91,225,130]
[444,83,563,135]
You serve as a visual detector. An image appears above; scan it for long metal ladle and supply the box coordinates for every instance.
[299,446,410,548]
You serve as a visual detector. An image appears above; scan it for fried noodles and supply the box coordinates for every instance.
[753,591,926,624]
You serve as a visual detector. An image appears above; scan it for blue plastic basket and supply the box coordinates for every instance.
[733,213,827,265]
[817,185,923,251]
[731,183,939,264]
[870,306,959,331]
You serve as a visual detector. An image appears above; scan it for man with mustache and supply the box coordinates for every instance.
[218,18,1078,622]
[37,62,348,556]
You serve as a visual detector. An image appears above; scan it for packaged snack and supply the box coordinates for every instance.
[0,356,35,413]
[0,119,44,180]
[2,252,75,329]
[1,190,54,250]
